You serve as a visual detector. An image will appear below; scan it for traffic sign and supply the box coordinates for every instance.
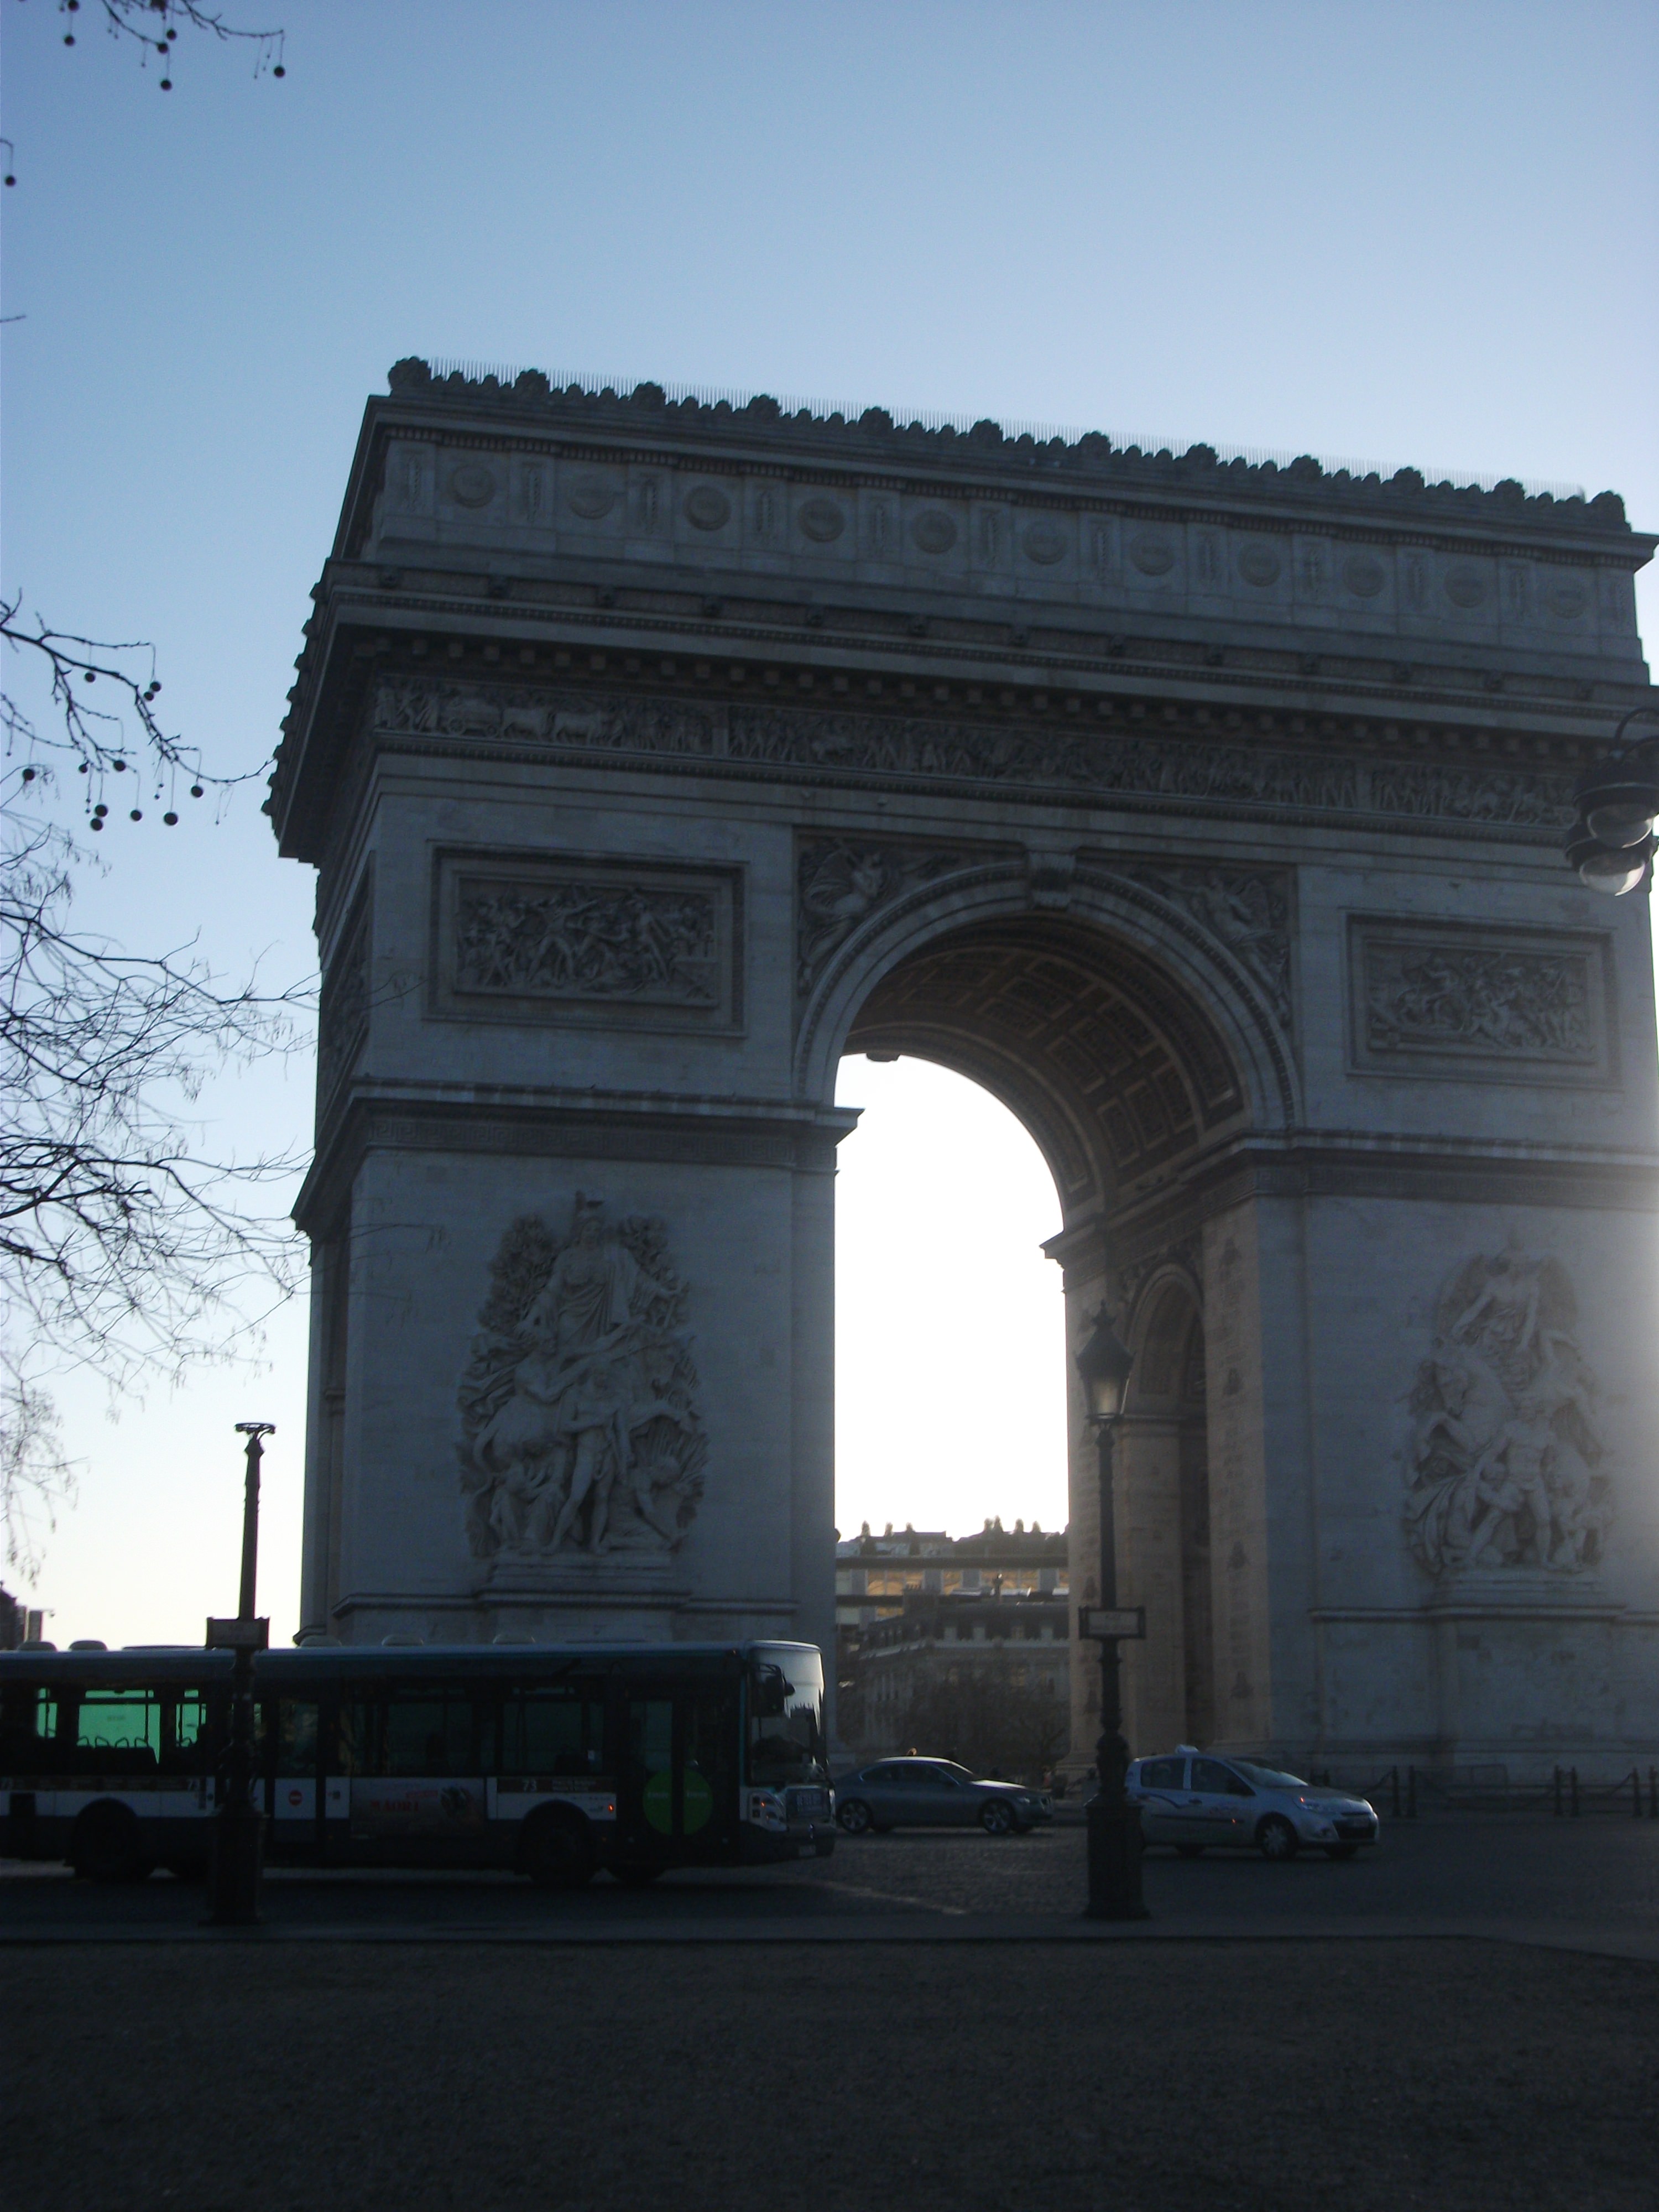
[1079,1605,1146,1641]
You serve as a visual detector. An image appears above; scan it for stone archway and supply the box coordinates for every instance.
[274,364,1659,1780]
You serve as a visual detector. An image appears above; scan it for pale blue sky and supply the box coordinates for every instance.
[3,1,1655,1642]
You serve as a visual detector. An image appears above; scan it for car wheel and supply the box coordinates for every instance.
[836,1798,873,1836]
[71,1802,150,1883]
[520,1808,596,1890]
[1256,1815,1299,1862]
[1324,1843,1360,1861]
[980,1801,1015,1837]
[609,1861,664,1888]
[1176,1844,1205,1859]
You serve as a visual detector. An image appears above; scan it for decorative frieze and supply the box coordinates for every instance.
[1348,918,1614,1083]
[430,848,742,1032]
[375,677,716,757]
[1404,1249,1609,1575]
[365,678,1571,841]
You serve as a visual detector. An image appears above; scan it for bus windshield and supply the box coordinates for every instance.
[746,1645,826,1786]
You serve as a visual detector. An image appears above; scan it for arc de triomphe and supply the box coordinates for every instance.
[271,362,1658,1773]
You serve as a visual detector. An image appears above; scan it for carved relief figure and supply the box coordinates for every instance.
[796,840,971,992]
[457,1198,706,1561]
[1365,942,1594,1062]
[1403,1249,1609,1574]
[1122,864,1291,1027]
[456,880,719,1005]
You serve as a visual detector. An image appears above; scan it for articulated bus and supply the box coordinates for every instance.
[0,1640,833,1888]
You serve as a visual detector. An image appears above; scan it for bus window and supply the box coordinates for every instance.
[747,1652,826,1787]
[255,1699,319,1776]
[163,1692,213,1773]
[334,1700,366,1775]
[502,1687,603,1778]
[74,1688,161,1772]
[684,1694,736,1826]
[0,1687,58,1770]
[380,1693,487,1777]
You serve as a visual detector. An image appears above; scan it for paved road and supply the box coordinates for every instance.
[10,1938,1658,2211]
[6,1814,1657,1948]
[9,1824,1658,2210]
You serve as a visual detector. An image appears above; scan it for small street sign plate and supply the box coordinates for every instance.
[206,1617,270,1651]
[1079,1605,1147,1641]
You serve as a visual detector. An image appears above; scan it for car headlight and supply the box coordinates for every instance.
[745,1790,789,1832]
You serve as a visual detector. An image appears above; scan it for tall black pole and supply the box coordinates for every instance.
[208,1422,273,1927]
[1084,1414,1148,1920]
[237,1427,263,1623]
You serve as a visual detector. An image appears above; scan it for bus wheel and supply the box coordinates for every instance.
[520,1809,596,1891]
[610,1861,664,1888]
[71,1802,150,1884]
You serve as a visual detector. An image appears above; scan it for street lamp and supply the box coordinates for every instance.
[206,1421,274,1927]
[1562,705,1659,896]
[1074,1306,1150,1921]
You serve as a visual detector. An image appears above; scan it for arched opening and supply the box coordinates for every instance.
[844,912,1250,1222]
[831,1057,1070,1771]
[827,902,1248,1769]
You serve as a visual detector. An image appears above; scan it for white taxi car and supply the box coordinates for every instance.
[1126,1748,1379,1860]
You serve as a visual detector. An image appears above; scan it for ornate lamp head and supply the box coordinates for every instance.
[1076,1307,1134,1424]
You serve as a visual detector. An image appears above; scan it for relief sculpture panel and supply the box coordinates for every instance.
[431,849,742,1032]
[458,1197,707,1564]
[1348,919,1613,1083]
[1403,1249,1610,1576]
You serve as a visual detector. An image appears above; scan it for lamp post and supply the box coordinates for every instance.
[1074,1307,1149,1921]
[1562,704,1659,896]
[207,1422,274,1927]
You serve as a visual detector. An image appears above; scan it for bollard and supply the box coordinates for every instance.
[1406,1765,1417,1819]
[1390,1766,1401,1820]
[1650,1766,1658,1820]
[1636,1770,1644,1820]
[1570,1766,1579,1818]
[1554,1766,1563,1818]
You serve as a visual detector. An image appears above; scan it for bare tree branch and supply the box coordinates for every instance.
[54,1,285,86]
[1,594,271,828]
[1,818,312,1567]
[1,0,298,1573]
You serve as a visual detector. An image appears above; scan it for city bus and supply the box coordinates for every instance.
[0,1640,833,1888]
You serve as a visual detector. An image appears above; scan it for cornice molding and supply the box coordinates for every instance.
[377,359,1645,547]
[295,1086,860,1237]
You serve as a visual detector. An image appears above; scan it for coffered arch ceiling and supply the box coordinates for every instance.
[843,915,1249,1222]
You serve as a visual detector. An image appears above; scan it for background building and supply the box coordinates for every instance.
[835,1521,1071,1776]
[836,1517,1069,1630]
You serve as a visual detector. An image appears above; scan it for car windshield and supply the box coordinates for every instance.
[746,1646,827,1786]
[1232,1760,1311,1791]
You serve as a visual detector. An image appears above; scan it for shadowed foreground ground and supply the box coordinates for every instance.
[8,1939,1657,2210]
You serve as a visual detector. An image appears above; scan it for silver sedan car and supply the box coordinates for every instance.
[1126,1750,1379,1860]
[833,1758,1053,1836]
